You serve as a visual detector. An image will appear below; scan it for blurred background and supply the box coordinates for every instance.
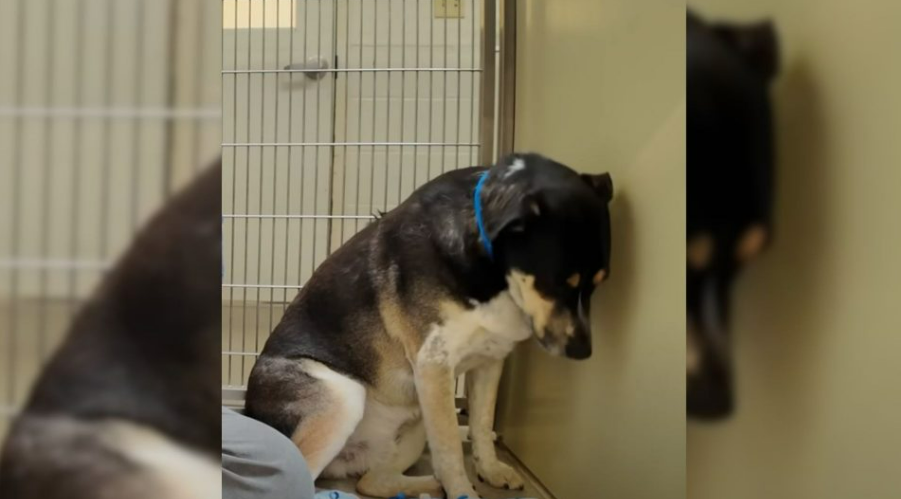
[0,0,220,439]
[688,1,901,498]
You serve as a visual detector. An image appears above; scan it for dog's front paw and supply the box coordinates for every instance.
[475,460,525,490]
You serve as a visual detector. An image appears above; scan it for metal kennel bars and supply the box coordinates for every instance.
[0,0,221,432]
[221,0,514,392]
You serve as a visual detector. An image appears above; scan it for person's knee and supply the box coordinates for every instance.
[222,408,315,499]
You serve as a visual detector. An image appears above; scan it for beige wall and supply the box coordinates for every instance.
[495,1,686,498]
[687,1,901,498]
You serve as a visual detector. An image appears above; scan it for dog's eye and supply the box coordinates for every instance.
[566,273,581,288]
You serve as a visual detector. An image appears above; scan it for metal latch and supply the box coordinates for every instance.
[284,56,330,80]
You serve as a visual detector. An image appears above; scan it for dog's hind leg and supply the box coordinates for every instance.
[356,420,443,498]
[287,360,367,479]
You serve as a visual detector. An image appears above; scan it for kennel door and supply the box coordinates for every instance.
[222,0,484,392]
[222,0,337,388]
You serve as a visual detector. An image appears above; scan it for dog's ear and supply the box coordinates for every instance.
[489,193,543,239]
[581,173,614,203]
[712,20,779,81]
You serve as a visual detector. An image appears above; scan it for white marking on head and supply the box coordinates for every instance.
[504,158,526,178]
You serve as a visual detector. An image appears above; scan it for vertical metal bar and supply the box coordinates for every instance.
[367,0,377,222]
[296,0,311,292]
[353,0,363,233]
[240,0,253,384]
[479,0,496,167]
[7,0,27,406]
[268,0,281,330]
[412,0,420,189]
[427,0,435,181]
[192,0,207,173]
[470,0,477,165]
[311,0,323,278]
[253,0,268,372]
[161,0,179,197]
[36,0,59,361]
[453,0,462,170]
[396,0,406,205]
[130,0,146,232]
[227,0,240,386]
[383,0,392,212]
[325,0,340,255]
[497,0,516,157]
[98,0,114,271]
[339,0,352,245]
[440,1,448,174]
[67,0,87,314]
[282,0,298,315]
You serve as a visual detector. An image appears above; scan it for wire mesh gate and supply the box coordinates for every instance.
[221,0,495,391]
[0,0,221,435]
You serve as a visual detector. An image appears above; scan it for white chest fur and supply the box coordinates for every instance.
[420,292,533,374]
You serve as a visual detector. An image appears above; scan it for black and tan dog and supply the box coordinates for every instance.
[0,164,221,498]
[687,12,779,418]
[246,153,613,498]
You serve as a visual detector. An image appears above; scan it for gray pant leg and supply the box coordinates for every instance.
[222,407,315,499]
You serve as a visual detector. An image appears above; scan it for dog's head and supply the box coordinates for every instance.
[483,153,613,360]
[687,12,779,418]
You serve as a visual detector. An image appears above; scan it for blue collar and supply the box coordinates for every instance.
[474,171,494,259]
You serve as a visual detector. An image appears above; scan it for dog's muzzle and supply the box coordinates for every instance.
[540,315,592,360]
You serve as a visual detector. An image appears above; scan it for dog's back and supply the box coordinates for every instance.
[0,163,222,499]
[245,167,493,433]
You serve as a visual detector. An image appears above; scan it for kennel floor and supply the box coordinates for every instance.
[316,440,554,499]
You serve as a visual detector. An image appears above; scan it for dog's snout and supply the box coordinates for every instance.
[687,367,734,419]
[564,336,591,360]
[563,323,592,360]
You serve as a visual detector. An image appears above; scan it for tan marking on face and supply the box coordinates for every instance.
[688,233,715,269]
[593,269,607,285]
[736,224,768,262]
[567,273,581,288]
[507,270,555,337]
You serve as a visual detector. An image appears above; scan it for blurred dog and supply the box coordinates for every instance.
[0,164,221,498]
[246,153,613,499]
[687,12,779,418]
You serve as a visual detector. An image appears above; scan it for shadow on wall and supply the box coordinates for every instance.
[495,189,636,478]
[745,60,830,419]
[593,191,637,365]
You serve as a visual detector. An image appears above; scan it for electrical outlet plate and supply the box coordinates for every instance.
[434,0,464,19]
